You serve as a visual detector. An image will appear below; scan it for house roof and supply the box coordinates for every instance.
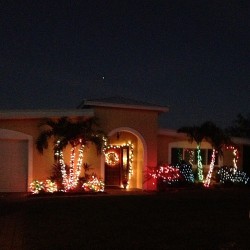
[158,128,185,137]
[158,128,250,145]
[78,96,169,113]
[0,109,94,120]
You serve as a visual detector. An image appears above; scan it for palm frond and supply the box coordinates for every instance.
[36,130,53,154]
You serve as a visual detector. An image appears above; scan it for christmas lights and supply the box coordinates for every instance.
[54,135,107,191]
[217,166,249,185]
[68,146,76,189]
[44,179,58,193]
[184,149,195,166]
[147,164,182,186]
[105,151,119,166]
[75,144,84,186]
[177,163,195,183]
[226,146,239,173]
[82,175,105,192]
[196,146,204,182]
[204,149,216,187]
[105,142,134,188]
[30,180,45,194]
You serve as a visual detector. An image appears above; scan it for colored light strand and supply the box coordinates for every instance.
[218,166,249,185]
[204,149,216,187]
[226,145,239,173]
[75,144,84,186]
[82,175,105,192]
[197,146,204,182]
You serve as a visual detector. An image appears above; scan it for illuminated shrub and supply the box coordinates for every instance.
[30,180,45,194]
[146,164,185,191]
[176,163,195,183]
[217,166,249,185]
[49,163,70,191]
[30,179,58,194]
[82,175,105,192]
[44,179,58,193]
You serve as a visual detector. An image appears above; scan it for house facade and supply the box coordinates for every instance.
[0,97,249,192]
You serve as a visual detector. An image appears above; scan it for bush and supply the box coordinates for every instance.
[216,166,249,186]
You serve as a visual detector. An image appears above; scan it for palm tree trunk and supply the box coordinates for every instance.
[68,146,76,189]
[58,150,68,190]
[197,144,203,182]
[75,144,85,185]
[204,148,216,187]
[232,149,238,174]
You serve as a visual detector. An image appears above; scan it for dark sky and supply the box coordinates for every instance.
[1,0,249,129]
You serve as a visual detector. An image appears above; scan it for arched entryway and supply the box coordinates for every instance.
[103,127,147,189]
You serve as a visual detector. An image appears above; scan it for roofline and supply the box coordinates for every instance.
[158,128,250,145]
[0,109,95,120]
[231,137,250,145]
[83,100,169,113]
[158,128,186,137]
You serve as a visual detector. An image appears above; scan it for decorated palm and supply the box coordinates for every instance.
[36,117,106,190]
[202,121,231,187]
[178,125,206,182]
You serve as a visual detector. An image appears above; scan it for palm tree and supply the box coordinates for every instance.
[178,125,206,182]
[202,122,231,187]
[36,117,106,190]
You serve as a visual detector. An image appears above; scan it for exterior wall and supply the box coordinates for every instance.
[93,107,159,190]
[157,134,185,164]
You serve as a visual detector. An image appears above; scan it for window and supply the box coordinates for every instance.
[171,148,183,165]
[171,148,218,166]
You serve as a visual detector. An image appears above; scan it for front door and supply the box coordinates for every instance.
[105,146,129,187]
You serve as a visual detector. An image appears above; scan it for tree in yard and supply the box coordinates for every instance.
[178,124,206,182]
[226,113,250,138]
[36,117,106,190]
[202,121,231,187]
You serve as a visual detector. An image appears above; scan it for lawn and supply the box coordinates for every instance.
[3,187,250,249]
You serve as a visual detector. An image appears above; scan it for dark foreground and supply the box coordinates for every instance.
[0,188,250,250]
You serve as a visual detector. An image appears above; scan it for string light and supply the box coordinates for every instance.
[82,175,105,192]
[176,163,195,183]
[30,180,44,194]
[75,144,84,185]
[68,146,76,190]
[105,151,119,166]
[184,149,195,165]
[226,145,239,173]
[197,146,204,182]
[204,149,216,188]
[218,166,249,185]
[59,149,68,189]
[147,164,182,186]
[54,135,107,191]
[44,179,58,193]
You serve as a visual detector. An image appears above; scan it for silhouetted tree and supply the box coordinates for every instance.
[36,117,106,190]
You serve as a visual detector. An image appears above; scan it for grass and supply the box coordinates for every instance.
[2,187,250,249]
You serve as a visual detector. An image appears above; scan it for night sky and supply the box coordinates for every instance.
[1,0,249,129]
